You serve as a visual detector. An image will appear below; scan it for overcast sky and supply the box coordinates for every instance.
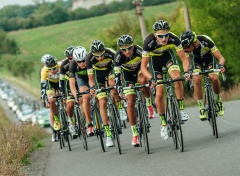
[0,0,57,9]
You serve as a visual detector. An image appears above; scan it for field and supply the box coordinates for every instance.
[5,2,180,95]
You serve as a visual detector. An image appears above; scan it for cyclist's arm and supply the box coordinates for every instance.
[141,52,152,80]
[40,67,48,100]
[88,70,95,88]
[212,50,225,66]
[177,49,190,72]
[69,77,77,99]
[59,74,66,95]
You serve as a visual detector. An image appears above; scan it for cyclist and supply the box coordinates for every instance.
[141,20,190,140]
[179,30,226,120]
[69,46,94,136]
[114,34,154,147]
[59,45,78,138]
[39,54,51,78]
[86,40,127,147]
[40,55,61,133]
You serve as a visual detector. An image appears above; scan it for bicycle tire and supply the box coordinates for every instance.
[60,110,71,151]
[122,120,126,128]
[94,109,105,152]
[207,87,218,138]
[108,104,121,154]
[75,107,88,150]
[80,115,88,150]
[165,98,175,147]
[139,102,150,154]
[136,105,143,147]
[172,97,184,152]
[74,107,82,139]
[58,131,63,149]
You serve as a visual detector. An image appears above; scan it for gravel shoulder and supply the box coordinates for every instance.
[0,78,52,176]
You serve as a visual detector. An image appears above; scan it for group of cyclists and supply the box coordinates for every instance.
[39,19,226,148]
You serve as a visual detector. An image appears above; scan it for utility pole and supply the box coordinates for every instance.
[183,3,191,30]
[132,0,147,41]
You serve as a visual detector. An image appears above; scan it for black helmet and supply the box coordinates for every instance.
[180,30,197,48]
[45,55,57,68]
[117,34,134,47]
[90,40,105,53]
[65,45,75,57]
[153,20,170,31]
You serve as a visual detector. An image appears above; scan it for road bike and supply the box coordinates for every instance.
[192,68,226,138]
[74,90,90,151]
[123,84,151,154]
[96,86,122,154]
[52,94,71,151]
[157,77,185,152]
[90,95,105,152]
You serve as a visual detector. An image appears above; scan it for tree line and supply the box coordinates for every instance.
[0,0,175,32]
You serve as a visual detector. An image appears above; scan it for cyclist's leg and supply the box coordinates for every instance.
[193,58,207,120]
[94,69,113,147]
[108,69,127,120]
[122,71,139,146]
[167,52,189,121]
[65,80,77,137]
[138,71,155,119]
[208,57,224,116]
[149,55,168,139]
[46,82,59,130]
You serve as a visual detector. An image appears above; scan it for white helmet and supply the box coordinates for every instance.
[73,46,88,62]
[41,54,51,64]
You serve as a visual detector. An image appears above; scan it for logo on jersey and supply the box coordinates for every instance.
[167,62,173,68]
[157,74,162,79]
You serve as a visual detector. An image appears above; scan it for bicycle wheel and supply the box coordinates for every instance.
[80,116,88,150]
[108,105,121,154]
[94,109,105,152]
[74,107,82,139]
[172,98,184,152]
[139,102,150,154]
[207,87,218,138]
[58,131,64,149]
[165,99,175,147]
[136,105,143,147]
[59,110,71,151]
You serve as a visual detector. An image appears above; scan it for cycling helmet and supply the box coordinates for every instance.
[153,20,170,31]
[180,30,197,48]
[45,55,57,68]
[117,34,134,47]
[73,46,88,62]
[41,54,51,64]
[65,45,75,57]
[90,40,105,53]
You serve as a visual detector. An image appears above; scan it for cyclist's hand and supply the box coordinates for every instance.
[149,78,157,88]
[219,64,226,73]
[184,71,192,82]
[90,86,96,95]
[117,85,123,95]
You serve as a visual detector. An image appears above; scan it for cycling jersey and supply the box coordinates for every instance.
[114,45,142,87]
[69,60,89,88]
[142,32,182,57]
[40,62,61,99]
[69,60,88,80]
[86,48,115,73]
[142,32,181,80]
[114,45,142,73]
[86,48,115,89]
[185,35,219,71]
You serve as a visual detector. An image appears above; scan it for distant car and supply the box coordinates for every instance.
[12,104,19,113]
[32,108,50,127]
[18,109,34,123]
[7,98,15,109]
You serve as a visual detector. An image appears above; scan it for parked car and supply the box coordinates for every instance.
[18,109,34,123]
[32,108,50,127]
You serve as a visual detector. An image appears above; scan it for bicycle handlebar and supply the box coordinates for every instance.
[123,84,149,90]
[157,77,185,85]
[96,86,116,93]
[192,69,226,81]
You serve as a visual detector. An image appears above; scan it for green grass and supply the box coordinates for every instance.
[5,2,180,94]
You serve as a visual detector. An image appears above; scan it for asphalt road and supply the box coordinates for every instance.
[43,100,240,176]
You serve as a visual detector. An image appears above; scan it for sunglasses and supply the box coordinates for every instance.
[93,52,105,58]
[48,66,57,71]
[156,33,169,38]
[76,60,85,63]
[120,45,133,52]
[68,57,73,60]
